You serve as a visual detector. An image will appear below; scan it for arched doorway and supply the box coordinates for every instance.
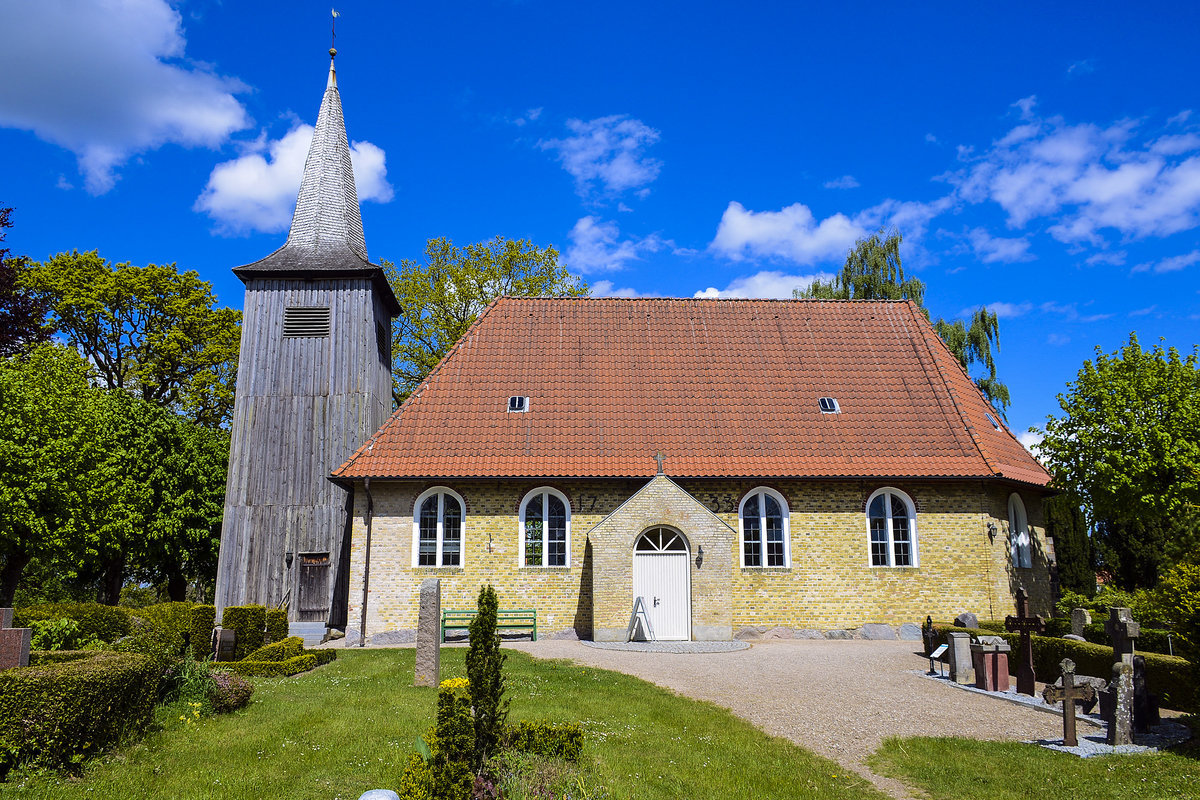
[632,527,691,640]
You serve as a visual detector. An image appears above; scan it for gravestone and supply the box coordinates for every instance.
[954,612,979,629]
[1102,661,1134,745]
[0,608,31,670]
[1042,658,1096,747]
[1104,607,1140,666]
[1052,673,1106,714]
[947,631,975,685]
[971,639,1011,692]
[1004,587,1045,696]
[1070,607,1091,637]
[214,628,237,662]
[414,578,441,687]
[1062,633,1086,642]
[1132,655,1161,733]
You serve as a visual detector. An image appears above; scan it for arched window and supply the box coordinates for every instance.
[519,488,571,567]
[1009,493,1032,569]
[412,488,464,568]
[867,488,918,567]
[739,488,791,568]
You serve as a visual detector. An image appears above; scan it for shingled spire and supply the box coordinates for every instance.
[233,49,396,310]
[285,48,368,260]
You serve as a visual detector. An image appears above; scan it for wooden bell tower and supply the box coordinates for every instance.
[214,48,399,633]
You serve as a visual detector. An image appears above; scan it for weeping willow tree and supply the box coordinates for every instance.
[796,228,1010,414]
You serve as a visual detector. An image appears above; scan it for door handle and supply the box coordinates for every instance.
[653,597,660,607]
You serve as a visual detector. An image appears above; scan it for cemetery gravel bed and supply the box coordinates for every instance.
[510,638,1067,800]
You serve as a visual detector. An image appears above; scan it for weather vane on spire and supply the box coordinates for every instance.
[331,8,340,53]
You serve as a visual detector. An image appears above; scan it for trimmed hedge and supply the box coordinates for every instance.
[0,650,159,775]
[29,650,95,667]
[933,625,1195,712]
[190,605,216,660]
[221,605,266,660]
[243,636,305,662]
[229,653,318,677]
[129,602,193,652]
[13,603,131,643]
[504,721,584,762]
[265,608,289,645]
[1079,623,1187,657]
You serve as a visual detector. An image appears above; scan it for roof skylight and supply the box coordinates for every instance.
[819,397,841,414]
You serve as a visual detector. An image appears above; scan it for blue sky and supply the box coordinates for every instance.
[3,1,1199,446]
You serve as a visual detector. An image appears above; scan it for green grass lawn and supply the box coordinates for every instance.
[4,649,886,800]
[869,736,1200,800]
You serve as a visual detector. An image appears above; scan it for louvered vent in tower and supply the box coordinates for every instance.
[283,306,331,338]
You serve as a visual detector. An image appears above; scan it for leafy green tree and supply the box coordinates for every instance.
[1044,494,1094,596]
[0,206,52,356]
[1037,334,1200,589]
[21,250,241,427]
[84,392,229,603]
[0,345,106,606]
[795,228,1010,412]
[385,237,588,404]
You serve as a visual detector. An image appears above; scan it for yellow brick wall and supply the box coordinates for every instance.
[345,477,1051,638]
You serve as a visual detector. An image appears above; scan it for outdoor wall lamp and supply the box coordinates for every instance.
[695,544,704,569]
[986,522,997,544]
[285,551,294,569]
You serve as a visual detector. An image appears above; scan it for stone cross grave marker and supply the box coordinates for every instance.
[0,608,32,670]
[1042,658,1096,747]
[1104,607,1140,666]
[414,578,441,687]
[1070,607,1091,637]
[1004,587,1045,696]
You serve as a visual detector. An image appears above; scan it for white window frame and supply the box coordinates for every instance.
[1008,492,1032,569]
[411,487,466,568]
[865,487,919,568]
[738,487,792,568]
[518,487,572,568]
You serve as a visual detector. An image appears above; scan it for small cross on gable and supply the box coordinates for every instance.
[654,451,665,475]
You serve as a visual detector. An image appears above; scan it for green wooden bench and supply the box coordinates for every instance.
[441,608,537,642]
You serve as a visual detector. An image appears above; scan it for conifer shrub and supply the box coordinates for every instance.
[466,584,508,771]
[190,604,217,660]
[221,605,266,660]
[242,636,305,662]
[265,608,289,644]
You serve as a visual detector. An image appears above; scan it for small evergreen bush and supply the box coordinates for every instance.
[265,608,289,644]
[190,605,216,660]
[242,636,305,662]
[504,721,584,762]
[229,653,319,677]
[221,605,266,660]
[466,585,508,771]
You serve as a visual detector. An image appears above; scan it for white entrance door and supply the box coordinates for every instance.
[632,528,690,641]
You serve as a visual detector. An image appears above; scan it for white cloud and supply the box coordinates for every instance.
[563,216,666,274]
[1129,305,1157,317]
[959,301,1033,319]
[1039,301,1113,323]
[1018,430,1044,457]
[925,133,940,145]
[0,0,250,193]
[591,280,658,298]
[1047,333,1070,346]
[948,102,1200,246]
[1067,59,1096,76]
[824,175,860,189]
[1131,250,1200,274]
[540,115,662,198]
[694,269,836,300]
[1085,250,1127,266]
[195,125,392,235]
[1168,110,1193,126]
[967,227,1035,263]
[709,201,866,265]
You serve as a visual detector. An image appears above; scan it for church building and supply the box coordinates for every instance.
[216,49,1054,642]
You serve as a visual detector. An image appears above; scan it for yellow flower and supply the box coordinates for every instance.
[439,677,470,690]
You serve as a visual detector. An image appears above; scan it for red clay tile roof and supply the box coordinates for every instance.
[333,297,1051,486]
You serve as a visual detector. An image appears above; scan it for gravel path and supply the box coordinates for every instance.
[509,639,1078,799]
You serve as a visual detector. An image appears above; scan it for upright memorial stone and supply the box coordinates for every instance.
[1005,587,1045,696]
[1070,608,1091,637]
[0,608,31,670]
[1132,655,1161,733]
[414,578,441,687]
[1104,607,1140,666]
[947,631,975,685]
[1105,661,1134,745]
[1042,658,1096,747]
